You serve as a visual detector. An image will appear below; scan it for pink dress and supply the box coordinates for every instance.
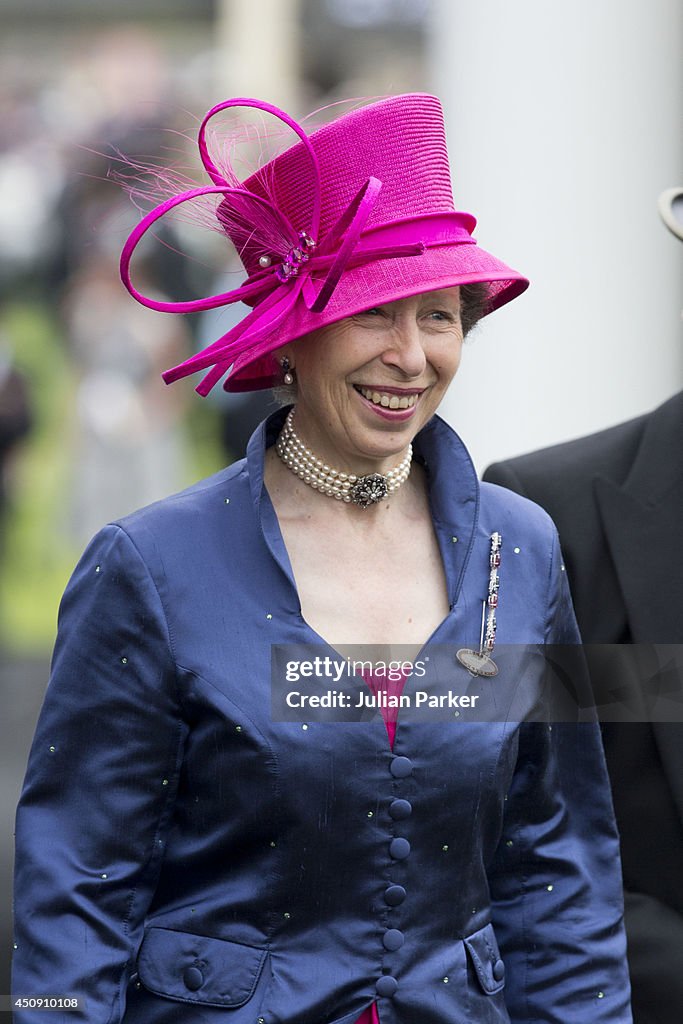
[353,670,408,1024]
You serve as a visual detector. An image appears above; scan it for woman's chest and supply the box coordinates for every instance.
[279,511,452,649]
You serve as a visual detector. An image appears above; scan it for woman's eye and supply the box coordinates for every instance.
[428,309,454,322]
[353,307,389,324]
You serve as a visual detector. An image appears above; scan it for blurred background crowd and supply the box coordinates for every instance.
[0,0,436,999]
[1,0,681,1005]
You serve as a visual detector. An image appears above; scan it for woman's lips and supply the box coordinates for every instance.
[353,384,422,420]
[355,385,420,410]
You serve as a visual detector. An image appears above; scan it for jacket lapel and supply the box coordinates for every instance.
[593,473,683,644]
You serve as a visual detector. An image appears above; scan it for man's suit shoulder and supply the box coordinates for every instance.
[484,391,683,504]
[484,412,648,501]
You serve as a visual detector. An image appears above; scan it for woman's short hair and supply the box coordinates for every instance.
[459,282,490,337]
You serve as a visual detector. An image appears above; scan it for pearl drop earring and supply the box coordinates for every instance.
[282,357,295,385]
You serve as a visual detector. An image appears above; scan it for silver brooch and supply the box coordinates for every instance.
[457,531,501,677]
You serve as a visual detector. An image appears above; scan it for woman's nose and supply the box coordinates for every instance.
[380,320,428,377]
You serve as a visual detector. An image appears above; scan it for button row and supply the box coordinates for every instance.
[380,757,414,999]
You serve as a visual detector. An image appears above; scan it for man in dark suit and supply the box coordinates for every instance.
[484,187,683,1024]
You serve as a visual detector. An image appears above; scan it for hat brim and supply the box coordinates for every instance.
[225,242,528,392]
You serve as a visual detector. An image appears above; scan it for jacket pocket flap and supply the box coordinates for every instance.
[464,922,506,995]
[137,926,267,1007]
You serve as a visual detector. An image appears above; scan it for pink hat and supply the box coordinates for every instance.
[120,94,528,395]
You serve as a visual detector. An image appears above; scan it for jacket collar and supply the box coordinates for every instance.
[245,406,480,608]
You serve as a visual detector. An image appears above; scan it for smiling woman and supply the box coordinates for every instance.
[13,94,633,1024]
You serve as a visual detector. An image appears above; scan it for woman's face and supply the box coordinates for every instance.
[283,287,463,473]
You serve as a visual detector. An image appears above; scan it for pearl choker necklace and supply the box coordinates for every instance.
[275,408,412,509]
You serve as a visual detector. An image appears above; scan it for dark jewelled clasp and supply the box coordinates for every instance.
[350,473,388,508]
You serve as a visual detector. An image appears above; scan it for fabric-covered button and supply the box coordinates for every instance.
[183,965,204,991]
[384,884,406,906]
[383,929,405,951]
[390,756,413,778]
[389,798,412,820]
[389,837,411,860]
[493,959,505,982]
[376,975,398,997]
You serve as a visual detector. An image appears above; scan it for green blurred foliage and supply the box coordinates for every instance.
[0,301,78,653]
[0,300,224,655]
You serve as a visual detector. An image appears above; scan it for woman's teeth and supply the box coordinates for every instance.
[358,387,417,410]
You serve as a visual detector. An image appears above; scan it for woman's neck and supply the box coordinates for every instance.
[273,407,414,511]
[265,446,427,527]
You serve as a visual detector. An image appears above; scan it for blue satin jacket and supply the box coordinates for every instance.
[13,410,631,1023]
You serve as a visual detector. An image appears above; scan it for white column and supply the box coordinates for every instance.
[429,0,683,471]
[214,0,302,109]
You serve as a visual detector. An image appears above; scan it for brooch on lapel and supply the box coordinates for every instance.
[457,531,501,678]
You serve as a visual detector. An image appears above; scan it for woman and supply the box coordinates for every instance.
[12,94,631,1023]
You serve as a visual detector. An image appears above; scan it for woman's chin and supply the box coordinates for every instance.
[292,393,427,474]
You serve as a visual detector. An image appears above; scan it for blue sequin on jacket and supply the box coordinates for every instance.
[13,410,632,1023]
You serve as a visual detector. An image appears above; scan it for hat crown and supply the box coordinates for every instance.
[240,94,454,272]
